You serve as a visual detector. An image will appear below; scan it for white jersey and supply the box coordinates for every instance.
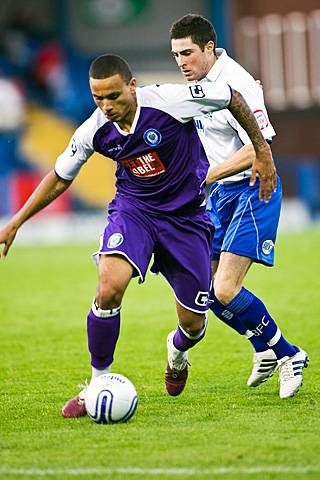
[195,49,276,184]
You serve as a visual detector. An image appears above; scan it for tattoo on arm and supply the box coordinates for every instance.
[229,89,265,151]
[23,175,71,221]
[37,185,64,211]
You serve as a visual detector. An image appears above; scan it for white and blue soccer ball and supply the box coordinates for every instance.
[84,373,138,424]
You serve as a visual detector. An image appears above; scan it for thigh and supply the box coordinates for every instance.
[93,202,155,283]
[152,211,212,314]
[98,254,134,294]
[222,178,282,266]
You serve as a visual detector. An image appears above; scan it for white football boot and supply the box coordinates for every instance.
[278,349,309,399]
[247,349,278,387]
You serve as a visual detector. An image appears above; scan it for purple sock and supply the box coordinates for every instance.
[173,322,206,352]
[87,303,121,369]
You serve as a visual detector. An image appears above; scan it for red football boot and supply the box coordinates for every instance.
[62,387,87,418]
[165,331,189,396]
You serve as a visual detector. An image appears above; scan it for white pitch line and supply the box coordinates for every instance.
[0,466,320,477]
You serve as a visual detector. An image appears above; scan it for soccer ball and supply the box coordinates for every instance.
[84,373,138,424]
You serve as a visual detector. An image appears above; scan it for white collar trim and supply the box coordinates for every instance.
[204,48,228,83]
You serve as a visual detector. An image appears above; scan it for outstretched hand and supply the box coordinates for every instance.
[250,143,277,202]
[0,223,18,258]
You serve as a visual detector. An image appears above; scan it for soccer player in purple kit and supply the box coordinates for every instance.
[0,54,276,417]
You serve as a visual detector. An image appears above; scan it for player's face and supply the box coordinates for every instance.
[90,74,137,128]
[171,37,215,82]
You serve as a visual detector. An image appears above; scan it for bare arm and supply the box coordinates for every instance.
[0,170,72,257]
[228,89,276,202]
[206,144,255,184]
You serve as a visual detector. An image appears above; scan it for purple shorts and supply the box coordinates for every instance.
[94,198,213,313]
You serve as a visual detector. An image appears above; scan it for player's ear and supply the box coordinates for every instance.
[129,77,137,93]
[206,41,215,54]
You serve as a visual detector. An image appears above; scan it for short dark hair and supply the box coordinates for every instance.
[89,54,133,83]
[170,14,217,51]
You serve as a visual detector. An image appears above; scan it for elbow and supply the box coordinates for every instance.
[54,170,73,188]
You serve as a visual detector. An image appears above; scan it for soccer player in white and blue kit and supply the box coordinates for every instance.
[170,14,308,399]
[0,54,277,416]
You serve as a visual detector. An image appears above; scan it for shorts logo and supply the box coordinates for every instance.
[189,85,205,98]
[262,239,274,255]
[143,128,162,147]
[195,291,209,307]
[107,233,124,248]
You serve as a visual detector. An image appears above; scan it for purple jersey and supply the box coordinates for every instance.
[55,82,231,212]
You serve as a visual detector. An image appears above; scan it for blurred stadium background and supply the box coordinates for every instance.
[0,0,319,244]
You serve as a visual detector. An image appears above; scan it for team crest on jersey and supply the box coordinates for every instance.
[254,110,269,130]
[189,84,205,98]
[143,128,162,147]
[262,239,274,255]
[107,233,124,248]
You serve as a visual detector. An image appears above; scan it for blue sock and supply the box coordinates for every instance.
[224,288,298,359]
[247,332,271,353]
[209,291,269,352]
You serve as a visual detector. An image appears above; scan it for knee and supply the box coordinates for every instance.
[213,279,239,306]
[96,282,124,310]
[178,309,206,334]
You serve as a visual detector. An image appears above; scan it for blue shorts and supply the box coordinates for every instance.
[206,176,282,266]
[94,197,213,313]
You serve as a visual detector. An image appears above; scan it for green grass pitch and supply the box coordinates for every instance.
[0,229,320,480]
